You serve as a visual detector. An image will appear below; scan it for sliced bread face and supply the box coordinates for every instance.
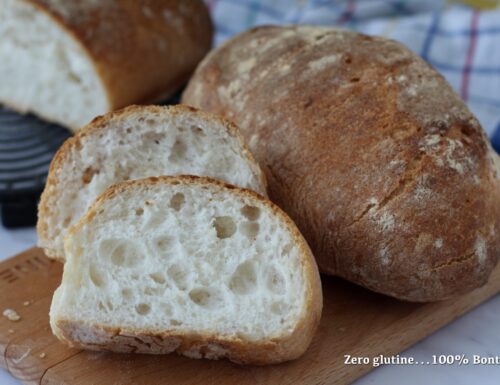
[50,176,322,365]
[37,105,266,261]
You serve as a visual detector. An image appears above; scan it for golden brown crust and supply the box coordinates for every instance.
[24,0,212,124]
[182,26,500,301]
[37,105,268,261]
[55,175,322,365]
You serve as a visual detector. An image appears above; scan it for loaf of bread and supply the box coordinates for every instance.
[0,0,212,130]
[183,26,500,301]
[50,175,322,365]
[37,105,266,261]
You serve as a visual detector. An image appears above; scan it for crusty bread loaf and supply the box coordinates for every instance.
[37,105,266,261]
[0,0,212,130]
[49,175,322,365]
[183,26,500,301]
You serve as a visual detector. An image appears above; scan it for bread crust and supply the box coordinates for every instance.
[51,175,322,365]
[182,26,500,301]
[37,104,268,261]
[19,0,212,129]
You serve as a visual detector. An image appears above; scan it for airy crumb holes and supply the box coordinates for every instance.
[229,260,257,295]
[168,264,189,290]
[135,303,151,315]
[107,241,141,267]
[169,139,187,162]
[169,193,185,211]
[191,126,205,136]
[266,267,286,294]
[240,205,261,221]
[89,265,106,287]
[213,216,236,239]
[149,272,166,284]
[189,288,221,309]
[240,222,259,239]
[121,288,133,300]
[271,301,287,315]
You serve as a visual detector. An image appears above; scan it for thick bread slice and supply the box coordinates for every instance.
[0,0,212,129]
[183,25,500,302]
[49,175,322,365]
[37,105,266,261]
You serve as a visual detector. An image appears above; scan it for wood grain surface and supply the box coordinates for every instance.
[0,248,499,385]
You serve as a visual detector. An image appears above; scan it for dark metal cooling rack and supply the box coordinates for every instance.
[0,106,71,228]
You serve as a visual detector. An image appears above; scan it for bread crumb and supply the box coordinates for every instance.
[422,134,441,148]
[420,136,471,175]
[443,139,467,175]
[142,5,153,18]
[434,239,443,249]
[379,247,390,266]
[8,329,15,334]
[163,9,184,30]
[39,352,47,359]
[237,57,256,74]
[475,236,487,264]
[3,308,21,322]
[415,233,433,254]
[23,301,30,307]
[378,212,395,232]
[405,85,418,97]
[278,64,291,74]
[307,54,339,73]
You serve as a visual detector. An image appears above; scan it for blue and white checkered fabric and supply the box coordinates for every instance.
[204,0,500,153]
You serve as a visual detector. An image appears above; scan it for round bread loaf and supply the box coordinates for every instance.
[183,26,500,301]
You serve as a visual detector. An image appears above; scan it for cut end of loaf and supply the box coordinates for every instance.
[50,176,321,364]
[0,0,110,129]
[37,104,267,261]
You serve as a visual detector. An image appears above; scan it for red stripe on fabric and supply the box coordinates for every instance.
[461,11,480,101]
[206,0,219,12]
[337,0,356,25]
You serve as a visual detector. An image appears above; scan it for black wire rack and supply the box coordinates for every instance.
[0,106,72,228]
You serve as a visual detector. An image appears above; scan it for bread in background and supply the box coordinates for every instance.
[0,0,212,129]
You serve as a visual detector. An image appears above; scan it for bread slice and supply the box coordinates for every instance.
[49,176,322,365]
[0,0,212,129]
[37,105,266,261]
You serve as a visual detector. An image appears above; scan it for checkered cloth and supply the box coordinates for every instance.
[204,0,500,153]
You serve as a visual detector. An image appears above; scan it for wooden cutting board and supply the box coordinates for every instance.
[1,248,499,385]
